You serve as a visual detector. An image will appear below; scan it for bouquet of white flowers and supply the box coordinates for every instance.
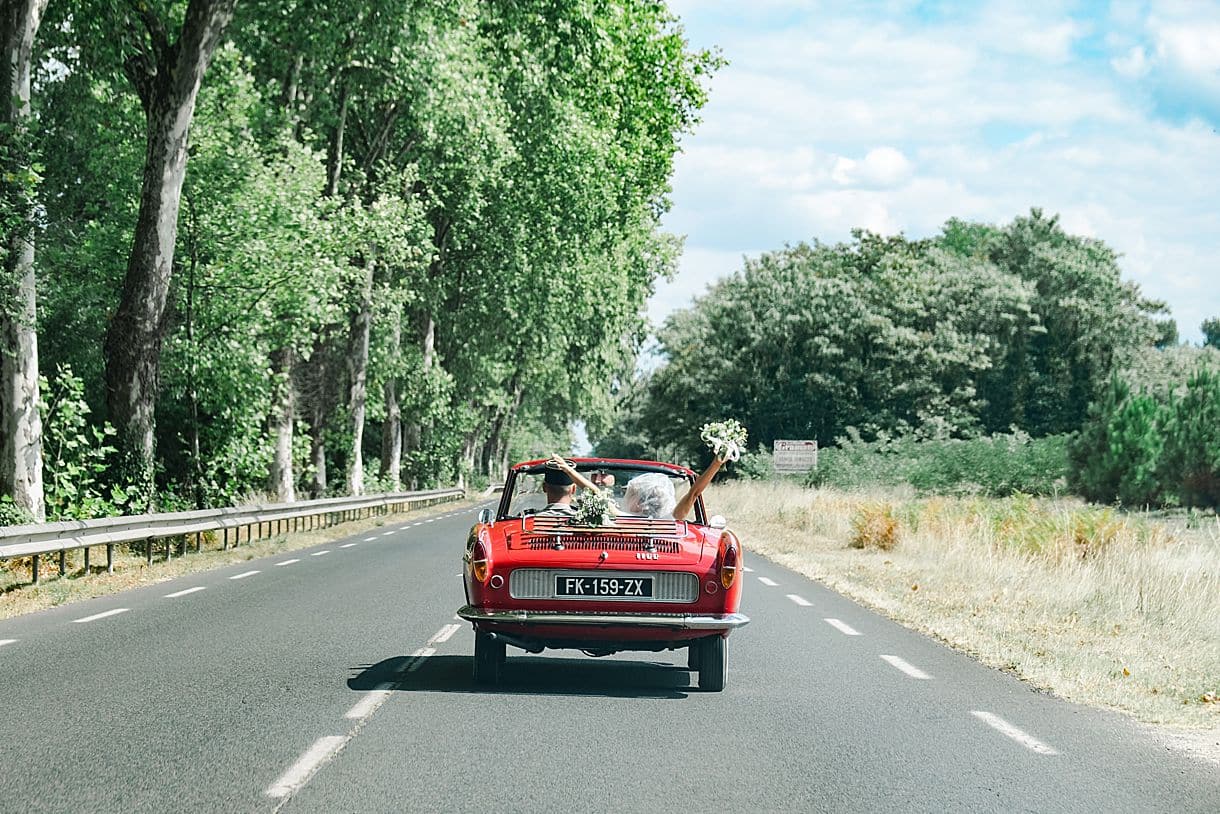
[571,488,614,527]
[700,419,748,462]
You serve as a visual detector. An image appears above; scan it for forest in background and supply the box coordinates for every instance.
[597,211,1220,509]
[0,0,717,522]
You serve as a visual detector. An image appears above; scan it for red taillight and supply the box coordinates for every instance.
[471,539,490,583]
[719,530,740,589]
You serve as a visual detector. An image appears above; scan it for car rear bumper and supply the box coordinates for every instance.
[456,605,750,631]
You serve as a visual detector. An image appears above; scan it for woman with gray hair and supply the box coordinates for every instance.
[622,473,676,519]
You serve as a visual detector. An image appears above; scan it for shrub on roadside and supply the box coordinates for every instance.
[807,432,1069,498]
[849,501,900,550]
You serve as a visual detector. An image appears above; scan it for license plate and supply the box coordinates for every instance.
[555,575,653,598]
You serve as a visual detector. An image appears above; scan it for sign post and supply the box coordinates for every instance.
[773,439,818,474]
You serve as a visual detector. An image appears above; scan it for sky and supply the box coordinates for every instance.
[649,0,1220,343]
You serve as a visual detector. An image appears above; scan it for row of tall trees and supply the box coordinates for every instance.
[0,0,717,520]
[597,211,1170,466]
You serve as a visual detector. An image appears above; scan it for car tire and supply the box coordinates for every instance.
[686,641,700,670]
[698,635,726,692]
[473,631,504,685]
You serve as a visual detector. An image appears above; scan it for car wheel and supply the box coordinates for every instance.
[473,631,504,685]
[686,641,700,670]
[698,635,726,692]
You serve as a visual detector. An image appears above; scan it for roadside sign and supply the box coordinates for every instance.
[773,439,818,473]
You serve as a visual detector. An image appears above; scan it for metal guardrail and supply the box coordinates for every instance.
[0,488,464,584]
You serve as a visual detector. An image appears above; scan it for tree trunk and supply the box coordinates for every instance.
[325,77,349,198]
[0,0,48,522]
[345,256,374,496]
[102,0,237,499]
[402,311,435,468]
[306,335,329,497]
[379,306,402,490]
[269,346,296,502]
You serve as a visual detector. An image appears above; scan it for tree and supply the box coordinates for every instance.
[0,0,49,521]
[101,0,237,504]
[1203,317,1220,350]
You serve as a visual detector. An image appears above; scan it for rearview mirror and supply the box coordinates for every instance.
[709,514,727,529]
[477,508,493,525]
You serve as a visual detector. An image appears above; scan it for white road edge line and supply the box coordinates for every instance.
[824,618,862,636]
[310,551,330,557]
[879,654,932,679]
[230,570,260,580]
[427,623,462,645]
[276,559,300,566]
[758,577,778,587]
[0,639,16,647]
[72,608,129,623]
[340,543,358,548]
[786,594,812,607]
[165,587,206,598]
[344,682,394,721]
[971,711,1059,755]
[265,735,349,799]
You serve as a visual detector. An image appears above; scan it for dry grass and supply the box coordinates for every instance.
[711,481,1220,733]
[0,496,479,621]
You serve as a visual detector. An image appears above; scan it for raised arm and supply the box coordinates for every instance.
[672,457,725,521]
[547,456,621,515]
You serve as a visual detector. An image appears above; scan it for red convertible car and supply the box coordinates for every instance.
[458,457,749,691]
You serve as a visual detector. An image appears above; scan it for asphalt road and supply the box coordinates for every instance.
[1,502,1215,813]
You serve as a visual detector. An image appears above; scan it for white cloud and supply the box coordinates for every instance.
[831,147,913,189]
[649,2,1220,341]
[1111,45,1150,78]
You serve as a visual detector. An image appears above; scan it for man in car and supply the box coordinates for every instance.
[539,465,577,516]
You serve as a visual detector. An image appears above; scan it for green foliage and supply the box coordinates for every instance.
[596,211,1164,465]
[1070,369,1220,509]
[1160,369,1220,509]
[1203,318,1220,350]
[807,432,1070,498]
[40,366,128,520]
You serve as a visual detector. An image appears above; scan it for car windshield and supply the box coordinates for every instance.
[504,463,698,521]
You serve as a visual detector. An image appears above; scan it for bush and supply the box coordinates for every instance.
[807,432,1069,497]
[849,502,900,550]
[1160,368,1220,509]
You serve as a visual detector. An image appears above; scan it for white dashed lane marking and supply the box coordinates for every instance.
[165,587,206,598]
[786,594,811,606]
[971,711,1059,755]
[880,654,932,679]
[381,531,394,536]
[362,536,377,542]
[427,623,461,645]
[276,559,300,566]
[265,735,348,799]
[72,608,129,624]
[230,571,260,580]
[340,543,358,548]
[310,551,330,557]
[0,639,16,647]
[399,647,435,673]
[742,566,754,573]
[344,683,394,721]
[824,618,862,636]
[758,577,778,587]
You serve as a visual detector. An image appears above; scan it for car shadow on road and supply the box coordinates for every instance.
[349,654,698,699]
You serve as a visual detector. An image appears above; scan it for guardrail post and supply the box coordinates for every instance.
[165,537,172,561]
[83,546,90,574]
[146,539,153,564]
[32,554,39,584]
[106,544,113,573]
[58,550,66,576]
[222,528,229,550]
